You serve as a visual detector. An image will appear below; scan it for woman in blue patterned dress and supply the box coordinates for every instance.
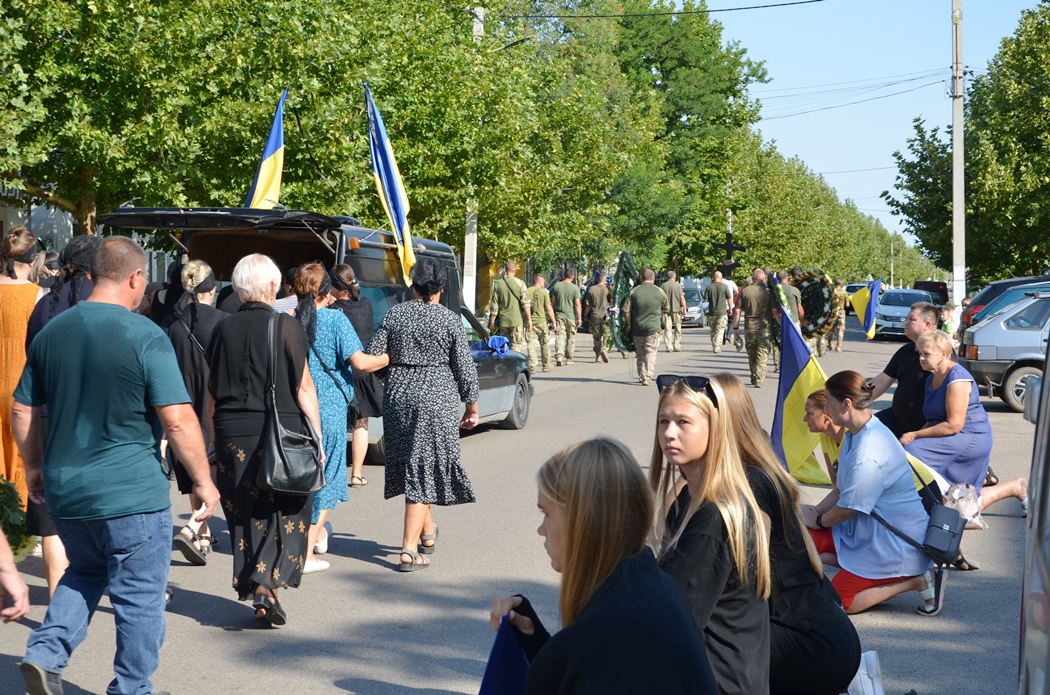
[294,263,388,574]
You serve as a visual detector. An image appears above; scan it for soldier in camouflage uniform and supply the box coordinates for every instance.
[827,278,848,352]
[525,274,556,372]
[733,268,774,387]
[584,271,612,362]
[487,261,531,353]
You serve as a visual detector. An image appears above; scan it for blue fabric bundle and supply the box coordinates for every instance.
[478,615,529,695]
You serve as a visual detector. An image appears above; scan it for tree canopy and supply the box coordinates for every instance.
[2,0,931,284]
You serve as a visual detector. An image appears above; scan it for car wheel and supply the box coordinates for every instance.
[699,313,707,328]
[1002,366,1041,413]
[367,435,386,465]
[500,373,531,430]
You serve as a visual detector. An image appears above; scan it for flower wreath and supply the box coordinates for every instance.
[792,270,835,340]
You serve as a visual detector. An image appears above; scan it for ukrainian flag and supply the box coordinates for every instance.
[364,84,415,283]
[244,88,287,209]
[771,279,831,485]
[849,277,883,340]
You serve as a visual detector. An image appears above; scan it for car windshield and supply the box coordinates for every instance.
[684,289,701,306]
[881,292,926,307]
[980,284,1050,319]
[1004,299,1050,330]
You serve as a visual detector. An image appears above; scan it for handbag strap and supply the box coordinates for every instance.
[174,309,206,356]
[266,312,279,407]
[310,344,351,406]
[904,457,942,510]
[869,510,926,553]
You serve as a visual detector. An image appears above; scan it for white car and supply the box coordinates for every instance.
[874,289,936,338]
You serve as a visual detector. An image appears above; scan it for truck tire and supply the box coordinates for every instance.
[1002,366,1041,413]
[500,373,531,430]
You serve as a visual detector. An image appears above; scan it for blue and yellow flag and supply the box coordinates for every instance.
[244,88,287,209]
[771,279,831,485]
[849,278,882,340]
[364,84,415,283]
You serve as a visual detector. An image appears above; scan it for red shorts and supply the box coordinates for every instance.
[808,527,914,611]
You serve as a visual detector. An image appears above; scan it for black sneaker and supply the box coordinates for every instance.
[20,661,63,695]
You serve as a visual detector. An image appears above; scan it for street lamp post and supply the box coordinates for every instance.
[951,0,966,318]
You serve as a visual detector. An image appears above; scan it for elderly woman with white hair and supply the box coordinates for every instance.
[204,254,374,625]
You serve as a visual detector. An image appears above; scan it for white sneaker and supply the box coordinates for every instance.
[313,521,332,555]
[303,558,330,574]
[848,651,884,695]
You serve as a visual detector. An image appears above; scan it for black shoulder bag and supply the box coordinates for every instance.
[257,313,325,496]
[870,461,964,567]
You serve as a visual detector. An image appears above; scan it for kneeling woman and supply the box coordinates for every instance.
[715,374,861,695]
[651,376,771,695]
[802,371,943,616]
[490,438,717,695]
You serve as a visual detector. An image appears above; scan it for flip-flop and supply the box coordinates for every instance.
[172,531,207,566]
[419,524,439,555]
[917,568,947,616]
[350,476,368,488]
[398,548,430,572]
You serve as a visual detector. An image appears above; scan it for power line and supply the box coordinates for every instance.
[819,166,898,174]
[502,0,826,21]
[752,68,946,94]
[761,79,944,120]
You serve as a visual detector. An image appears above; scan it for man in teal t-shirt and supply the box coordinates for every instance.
[12,237,219,695]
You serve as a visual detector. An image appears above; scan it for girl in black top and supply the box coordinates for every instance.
[490,438,718,695]
[714,373,861,695]
[651,376,770,695]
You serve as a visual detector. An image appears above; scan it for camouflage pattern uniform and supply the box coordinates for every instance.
[827,287,848,352]
[737,283,774,387]
[525,285,553,371]
[585,283,612,362]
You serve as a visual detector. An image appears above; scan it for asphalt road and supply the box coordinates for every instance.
[0,316,1033,694]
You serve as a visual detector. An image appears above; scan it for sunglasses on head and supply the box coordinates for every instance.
[654,375,718,407]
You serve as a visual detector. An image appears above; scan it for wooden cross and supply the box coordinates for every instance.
[712,232,746,280]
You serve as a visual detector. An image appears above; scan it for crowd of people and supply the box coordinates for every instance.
[0,229,1028,694]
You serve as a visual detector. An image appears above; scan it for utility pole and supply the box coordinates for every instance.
[951,0,966,321]
[462,7,485,314]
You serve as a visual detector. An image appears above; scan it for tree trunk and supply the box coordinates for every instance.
[75,191,97,236]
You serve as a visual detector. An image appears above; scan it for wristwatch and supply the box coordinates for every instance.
[815,513,826,529]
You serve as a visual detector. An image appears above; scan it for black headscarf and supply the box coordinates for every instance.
[295,272,332,344]
[174,269,216,331]
[4,247,38,279]
[48,236,101,316]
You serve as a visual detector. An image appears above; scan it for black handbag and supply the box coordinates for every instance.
[256,313,325,496]
[871,461,964,566]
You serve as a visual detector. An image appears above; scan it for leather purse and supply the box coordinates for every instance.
[256,312,325,496]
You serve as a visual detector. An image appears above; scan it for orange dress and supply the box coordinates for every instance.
[0,282,41,507]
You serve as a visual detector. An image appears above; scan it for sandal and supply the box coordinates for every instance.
[984,466,999,487]
[252,593,287,626]
[1021,478,1030,518]
[917,568,947,616]
[350,475,368,488]
[953,554,980,571]
[419,524,439,555]
[398,548,430,572]
[165,585,174,608]
[172,529,210,566]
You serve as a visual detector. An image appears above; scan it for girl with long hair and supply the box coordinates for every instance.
[714,374,861,695]
[802,371,943,616]
[650,376,770,695]
[490,438,717,695]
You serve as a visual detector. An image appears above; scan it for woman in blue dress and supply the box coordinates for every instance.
[294,263,387,574]
[903,330,1027,516]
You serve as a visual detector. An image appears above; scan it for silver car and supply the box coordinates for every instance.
[959,290,1050,412]
[874,289,936,338]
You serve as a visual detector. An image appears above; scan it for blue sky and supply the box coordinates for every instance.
[715,0,1039,241]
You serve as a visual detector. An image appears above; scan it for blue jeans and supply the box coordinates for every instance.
[25,509,172,695]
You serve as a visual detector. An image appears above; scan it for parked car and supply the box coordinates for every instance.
[682,287,707,328]
[959,290,1050,412]
[844,282,867,314]
[873,289,937,338]
[1018,332,1049,694]
[913,280,948,306]
[98,207,533,463]
[970,281,1050,328]
[962,275,1050,333]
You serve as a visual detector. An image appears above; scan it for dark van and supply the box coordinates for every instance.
[98,207,533,462]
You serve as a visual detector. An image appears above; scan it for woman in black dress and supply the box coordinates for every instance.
[490,438,718,694]
[365,257,479,572]
[162,260,227,566]
[329,264,383,488]
[205,254,328,625]
[650,375,771,695]
[714,373,861,695]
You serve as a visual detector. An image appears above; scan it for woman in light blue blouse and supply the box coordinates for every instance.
[802,370,943,616]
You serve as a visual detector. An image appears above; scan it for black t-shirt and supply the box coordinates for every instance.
[745,466,842,626]
[883,340,957,433]
[659,487,770,695]
[206,302,310,436]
